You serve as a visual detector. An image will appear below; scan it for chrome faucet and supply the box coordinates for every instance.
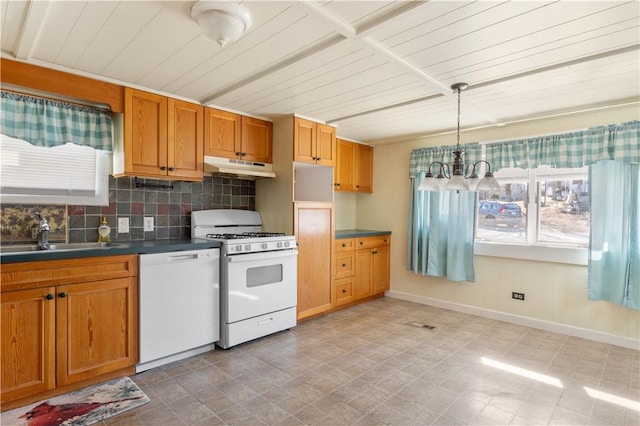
[34,212,51,250]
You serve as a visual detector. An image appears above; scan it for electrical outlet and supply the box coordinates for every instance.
[512,292,525,301]
[32,228,38,239]
[118,217,129,233]
[144,217,154,232]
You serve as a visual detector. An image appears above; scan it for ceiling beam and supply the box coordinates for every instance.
[13,0,51,60]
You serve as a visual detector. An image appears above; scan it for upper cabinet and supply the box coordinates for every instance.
[115,88,203,181]
[334,138,373,193]
[204,107,272,164]
[294,117,336,166]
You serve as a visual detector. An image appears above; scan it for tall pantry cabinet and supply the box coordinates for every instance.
[256,116,336,320]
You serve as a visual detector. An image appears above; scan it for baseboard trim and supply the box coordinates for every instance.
[385,290,639,350]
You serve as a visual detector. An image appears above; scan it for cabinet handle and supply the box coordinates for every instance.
[241,152,247,157]
[58,292,67,298]
[317,157,321,161]
[342,263,346,267]
[372,250,378,254]
[342,289,347,293]
[360,242,364,245]
[45,294,54,300]
[169,167,175,171]
[160,166,167,171]
[236,152,242,156]
[342,243,346,247]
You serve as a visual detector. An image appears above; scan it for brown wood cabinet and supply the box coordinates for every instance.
[116,87,203,181]
[333,235,390,307]
[294,117,336,166]
[355,144,373,193]
[355,235,390,297]
[334,139,373,193]
[204,108,272,163]
[295,202,334,320]
[1,255,138,410]
[334,238,355,306]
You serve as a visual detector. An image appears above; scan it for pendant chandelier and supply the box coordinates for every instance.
[418,83,500,192]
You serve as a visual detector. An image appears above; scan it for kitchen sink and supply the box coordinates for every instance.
[1,242,121,254]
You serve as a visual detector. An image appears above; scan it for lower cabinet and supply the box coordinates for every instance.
[334,235,390,307]
[1,255,138,409]
[295,202,334,320]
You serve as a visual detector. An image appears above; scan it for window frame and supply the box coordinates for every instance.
[474,166,589,266]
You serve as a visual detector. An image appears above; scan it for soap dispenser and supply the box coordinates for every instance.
[97,217,111,243]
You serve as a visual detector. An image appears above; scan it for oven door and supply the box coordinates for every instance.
[223,249,297,323]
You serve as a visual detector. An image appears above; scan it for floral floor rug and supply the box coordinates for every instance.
[1,376,150,426]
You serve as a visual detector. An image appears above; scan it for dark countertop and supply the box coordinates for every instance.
[336,229,391,239]
[0,238,222,264]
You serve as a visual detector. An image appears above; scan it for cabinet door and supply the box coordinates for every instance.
[354,249,373,299]
[294,117,316,164]
[242,116,272,163]
[204,108,242,159]
[1,287,55,403]
[335,139,355,191]
[372,245,390,294]
[295,202,334,320]
[168,99,203,181]
[56,277,137,386]
[315,123,336,167]
[355,144,373,193]
[124,88,168,177]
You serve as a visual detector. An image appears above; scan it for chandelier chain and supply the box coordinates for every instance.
[456,86,461,148]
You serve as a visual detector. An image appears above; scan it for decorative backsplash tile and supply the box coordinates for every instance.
[0,205,67,244]
[1,175,255,245]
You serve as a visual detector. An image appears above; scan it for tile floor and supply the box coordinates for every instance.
[108,298,638,425]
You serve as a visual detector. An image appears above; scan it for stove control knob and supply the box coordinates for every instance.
[261,243,268,250]
[245,244,251,251]
[236,245,242,252]
[284,241,290,247]
[277,242,283,248]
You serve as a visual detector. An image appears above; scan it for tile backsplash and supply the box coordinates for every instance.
[1,175,255,244]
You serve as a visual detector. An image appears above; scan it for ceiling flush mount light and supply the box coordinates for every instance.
[418,83,500,193]
[191,1,252,48]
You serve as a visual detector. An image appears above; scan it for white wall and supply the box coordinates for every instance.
[351,104,640,348]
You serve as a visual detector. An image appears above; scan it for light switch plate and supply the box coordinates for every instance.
[144,216,154,232]
[118,217,129,233]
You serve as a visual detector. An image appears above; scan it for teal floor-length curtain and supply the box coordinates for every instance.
[407,174,476,282]
[588,160,640,310]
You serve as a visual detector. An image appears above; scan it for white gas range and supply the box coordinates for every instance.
[191,209,297,349]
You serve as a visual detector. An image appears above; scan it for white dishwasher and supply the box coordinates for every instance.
[137,248,219,372]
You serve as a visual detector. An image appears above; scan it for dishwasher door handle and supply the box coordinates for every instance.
[168,253,199,262]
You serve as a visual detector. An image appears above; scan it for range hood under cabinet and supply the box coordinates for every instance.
[203,155,276,179]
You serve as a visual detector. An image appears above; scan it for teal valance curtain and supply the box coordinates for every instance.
[409,143,482,177]
[485,121,640,172]
[0,91,113,151]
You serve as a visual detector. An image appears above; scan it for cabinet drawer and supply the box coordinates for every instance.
[335,252,355,279]
[335,238,355,252]
[356,235,390,250]
[335,277,353,306]
[1,255,138,293]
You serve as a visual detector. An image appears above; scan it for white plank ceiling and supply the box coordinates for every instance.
[2,0,639,144]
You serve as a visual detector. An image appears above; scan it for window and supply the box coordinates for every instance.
[476,166,590,247]
[0,134,110,205]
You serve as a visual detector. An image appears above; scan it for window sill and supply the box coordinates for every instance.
[474,241,588,266]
